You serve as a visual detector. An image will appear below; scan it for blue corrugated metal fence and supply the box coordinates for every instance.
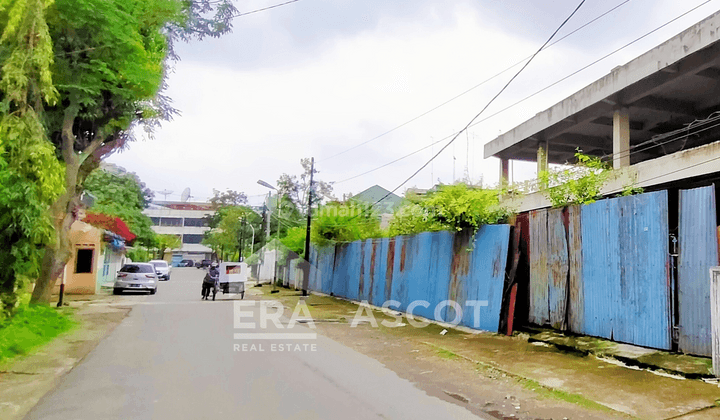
[678,185,719,356]
[309,227,510,333]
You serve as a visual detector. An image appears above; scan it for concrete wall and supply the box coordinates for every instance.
[504,141,720,213]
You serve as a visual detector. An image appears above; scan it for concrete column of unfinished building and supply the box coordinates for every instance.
[613,107,630,169]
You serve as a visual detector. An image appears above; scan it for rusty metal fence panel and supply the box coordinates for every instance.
[528,208,570,329]
[456,225,511,331]
[580,191,671,350]
[369,238,390,307]
[309,246,336,294]
[414,231,454,321]
[579,198,618,340]
[678,185,719,356]
[529,209,550,325]
[548,208,570,330]
[567,206,584,333]
[309,228,510,333]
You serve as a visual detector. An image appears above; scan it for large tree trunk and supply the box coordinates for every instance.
[0,232,20,315]
[30,180,79,304]
[30,103,82,305]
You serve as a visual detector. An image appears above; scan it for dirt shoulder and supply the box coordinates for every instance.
[256,287,720,420]
[0,293,132,420]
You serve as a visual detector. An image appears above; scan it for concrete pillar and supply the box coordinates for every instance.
[499,158,510,184]
[613,108,630,169]
[536,142,548,176]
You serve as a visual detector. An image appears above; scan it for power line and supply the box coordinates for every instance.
[336,135,452,184]
[319,0,631,163]
[335,0,715,186]
[371,0,588,204]
[231,0,300,19]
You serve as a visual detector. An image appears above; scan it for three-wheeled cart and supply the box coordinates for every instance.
[218,262,248,299]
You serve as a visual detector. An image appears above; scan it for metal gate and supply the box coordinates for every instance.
[678,184,719,356]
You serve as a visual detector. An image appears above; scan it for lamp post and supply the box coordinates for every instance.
[257,180,280,293]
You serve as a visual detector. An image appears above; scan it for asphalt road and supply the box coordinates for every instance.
[25,268,489,420]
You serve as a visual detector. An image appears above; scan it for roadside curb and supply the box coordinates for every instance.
[418,340,619,413]
[525,329,716,381]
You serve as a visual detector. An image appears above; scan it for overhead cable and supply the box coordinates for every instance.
[335,0,714,186]
[232,0,300,19]
[371,0,588,204]
[319,0,631,163]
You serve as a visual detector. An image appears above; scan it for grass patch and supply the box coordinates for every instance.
[436,348,458,360]
[0,304,76,366]
[516,376,614,413]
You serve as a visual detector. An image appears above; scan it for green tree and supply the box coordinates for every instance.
[280,226,306,256]
[311,200,381,247]
[209,189,248,209]
[277,158,335,215]
[155,234,181,260]
[539,151,611,208]
[387,203,445,237]
[28,0,237,304]
[0,0,65,315]
[83,167,155,247]
[202,206,262,261]
[388,184,511,237]
[421,184,510,232]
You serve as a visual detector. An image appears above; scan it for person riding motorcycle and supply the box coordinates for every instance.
[202,262,220,300]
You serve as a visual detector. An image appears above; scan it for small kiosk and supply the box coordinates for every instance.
[219,262,247,299]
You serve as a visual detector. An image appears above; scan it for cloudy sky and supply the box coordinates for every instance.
[107,0,720,206]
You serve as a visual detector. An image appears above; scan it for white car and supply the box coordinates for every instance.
[114,263,158,295]
[149,260,171,281]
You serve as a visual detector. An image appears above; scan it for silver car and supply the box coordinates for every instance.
[149,260,171,281]
[114,263,158,295]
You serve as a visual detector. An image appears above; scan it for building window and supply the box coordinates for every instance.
[75,248,94,274]
[150,217,160,226]
[184,218,207,227]
[182,234,204,244]
[160,217,182,227]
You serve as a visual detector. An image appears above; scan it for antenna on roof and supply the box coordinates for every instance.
[180,187,192,202]
[157,189,173,201]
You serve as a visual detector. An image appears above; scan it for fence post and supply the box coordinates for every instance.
[711,267,720,377]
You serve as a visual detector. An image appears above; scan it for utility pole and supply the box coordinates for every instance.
[238,217,244,262]
[302,157,314,296]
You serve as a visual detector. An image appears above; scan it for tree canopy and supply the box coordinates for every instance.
[0,0,65,314]
[311,200,381,247]
[3,0,238,304]
[277,158,335,215]
[83,167,155,247]
[202,205,263,261]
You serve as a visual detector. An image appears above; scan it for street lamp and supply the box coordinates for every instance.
[257,180,280,294]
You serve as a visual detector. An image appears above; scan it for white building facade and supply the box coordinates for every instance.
[143,201,215,264]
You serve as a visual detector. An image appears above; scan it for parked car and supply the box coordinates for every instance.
[196,260,212,269]
[179,259,195,267]
[114,263,157,295]
[149,260,171,281]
